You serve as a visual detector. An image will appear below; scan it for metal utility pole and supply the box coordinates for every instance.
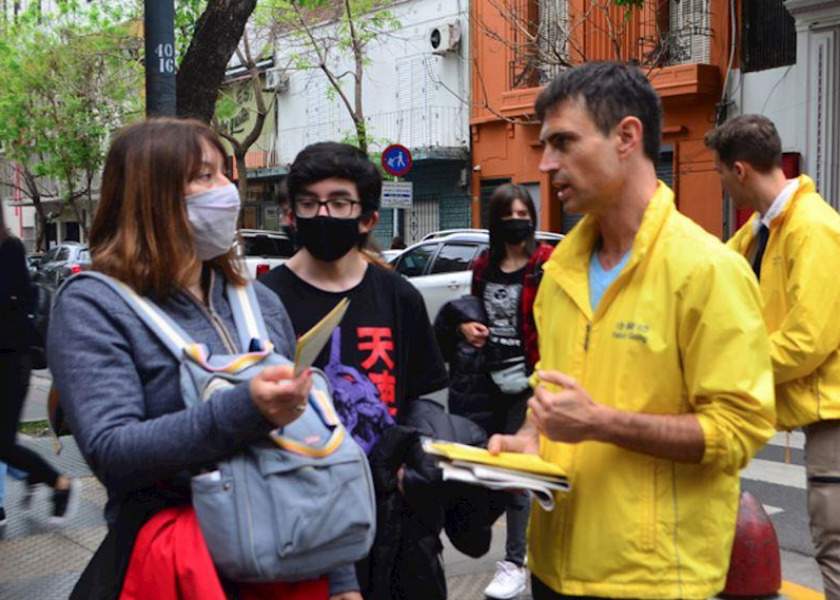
[144,0,176,117]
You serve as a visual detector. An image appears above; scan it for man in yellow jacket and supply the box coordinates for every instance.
[707,114,840,599]
[489,62,776,600]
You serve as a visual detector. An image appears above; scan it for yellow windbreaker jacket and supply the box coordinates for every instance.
[727,175,840,429]
[529,183,776,599]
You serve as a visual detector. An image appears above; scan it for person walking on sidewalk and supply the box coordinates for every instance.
[0,201,80,526]
[489,62,776,600]
[444,183,553,599]
[708,114,840,599]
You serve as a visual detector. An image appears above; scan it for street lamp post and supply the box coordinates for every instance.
[144,0,176,117]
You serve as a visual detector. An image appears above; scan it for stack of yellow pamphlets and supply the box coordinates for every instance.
[423,439,570,511]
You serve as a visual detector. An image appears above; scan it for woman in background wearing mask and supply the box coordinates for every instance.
[48,119,356,600]
[439,184,553,600]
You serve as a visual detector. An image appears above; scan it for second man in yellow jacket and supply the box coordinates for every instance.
[708,114,840,599]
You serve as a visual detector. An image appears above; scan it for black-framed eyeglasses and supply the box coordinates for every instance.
[294,198,361,219]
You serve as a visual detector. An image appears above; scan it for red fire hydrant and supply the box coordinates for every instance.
[721,491,782,598]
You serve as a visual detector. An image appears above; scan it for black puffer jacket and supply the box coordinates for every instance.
[433,296,492,429]
[0,237,34,352]
[364,399,508,600]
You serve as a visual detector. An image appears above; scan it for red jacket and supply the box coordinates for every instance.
[119,506,328,600]
[471,243,554,370]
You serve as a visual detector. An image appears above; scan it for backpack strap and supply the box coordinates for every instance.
[59,272,195,359]
[226,283,271,353]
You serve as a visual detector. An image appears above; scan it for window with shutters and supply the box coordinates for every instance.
[395,57,441,147]
[741,0,796,73]
[508,0,568,90]
[305,76,341,145]
[664,0,712,65]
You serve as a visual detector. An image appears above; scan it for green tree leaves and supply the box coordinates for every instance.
[0,0,144,244]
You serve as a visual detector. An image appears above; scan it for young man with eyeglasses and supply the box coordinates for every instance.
[259,140,447,453]
[260,142,448,599]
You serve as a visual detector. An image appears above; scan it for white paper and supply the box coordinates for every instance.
[439,462,560,512]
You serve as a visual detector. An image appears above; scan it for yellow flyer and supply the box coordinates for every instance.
[293,297,350,376]
[426,440,567,478]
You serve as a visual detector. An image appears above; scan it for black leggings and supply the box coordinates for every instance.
[0,351,59,487]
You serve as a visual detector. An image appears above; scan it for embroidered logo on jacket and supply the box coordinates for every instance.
[612,320,651,344]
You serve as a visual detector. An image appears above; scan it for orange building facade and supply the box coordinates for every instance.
[470,0,734,237]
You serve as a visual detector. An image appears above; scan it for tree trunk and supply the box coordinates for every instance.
[35,208,48,251]
[19,166,49,251]
[176,0,258,123]
[235,152,248,198]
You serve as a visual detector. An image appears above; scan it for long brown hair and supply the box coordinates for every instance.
[90,118,245,298]
[487,183,538,269]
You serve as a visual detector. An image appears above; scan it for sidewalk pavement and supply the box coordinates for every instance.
[0,433,824,600]
[3,374,826,600]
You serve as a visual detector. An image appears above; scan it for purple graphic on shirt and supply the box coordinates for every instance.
[324,327,395,454]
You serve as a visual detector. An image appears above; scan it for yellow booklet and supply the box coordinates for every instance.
[293,297,350,376]
[426,440,567,479]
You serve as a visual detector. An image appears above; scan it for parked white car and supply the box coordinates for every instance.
[380,249,404,263]
[235,229,295,279]
[391,229,563,321]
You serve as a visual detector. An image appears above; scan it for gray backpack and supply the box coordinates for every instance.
[76,272,376,583]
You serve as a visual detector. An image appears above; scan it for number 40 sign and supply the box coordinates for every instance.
[154,43,175,75]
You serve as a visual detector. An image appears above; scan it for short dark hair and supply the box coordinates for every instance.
[487,183,538,268]
[287,142,382,214]
[535,61,663,164]
[704,114,782,173]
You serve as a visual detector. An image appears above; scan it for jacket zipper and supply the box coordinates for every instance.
[186,271,239,354]
[560,319,592,581]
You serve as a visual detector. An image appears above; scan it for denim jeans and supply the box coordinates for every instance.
[0,461,6,508]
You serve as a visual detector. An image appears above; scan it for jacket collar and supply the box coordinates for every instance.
[740,174,816,241]
[543,181,675,319]
[771,174,815,227]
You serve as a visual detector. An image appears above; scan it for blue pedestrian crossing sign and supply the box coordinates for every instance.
[381,144,412,177]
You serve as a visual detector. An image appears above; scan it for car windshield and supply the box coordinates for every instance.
[242,235,294,258]
[395,244,436,277]
[429,244,476,274]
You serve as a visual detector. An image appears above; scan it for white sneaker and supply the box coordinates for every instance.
[484,560,527,599]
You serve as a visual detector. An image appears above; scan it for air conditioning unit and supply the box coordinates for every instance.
[429,19,462,56]
[264,69,289,93]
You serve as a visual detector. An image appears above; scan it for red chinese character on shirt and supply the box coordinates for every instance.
[369,371,396,415]
[357,327,394,370]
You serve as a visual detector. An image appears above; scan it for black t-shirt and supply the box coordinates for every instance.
[482,264,526,369]
[260,263,448,454]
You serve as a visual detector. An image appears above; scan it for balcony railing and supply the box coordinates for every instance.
[665,0,712,65]
[279,105,469,164]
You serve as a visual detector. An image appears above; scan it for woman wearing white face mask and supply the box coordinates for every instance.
[48,119,358,600]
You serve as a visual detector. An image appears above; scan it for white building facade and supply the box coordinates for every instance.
[270,0,472,247]
[729,0,840,228]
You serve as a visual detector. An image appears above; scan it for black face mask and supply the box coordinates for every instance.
[295,216,362,262]
[498,219,532,244]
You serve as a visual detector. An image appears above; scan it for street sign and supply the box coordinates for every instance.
[381,181,413,209]
[381,144,412,177]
